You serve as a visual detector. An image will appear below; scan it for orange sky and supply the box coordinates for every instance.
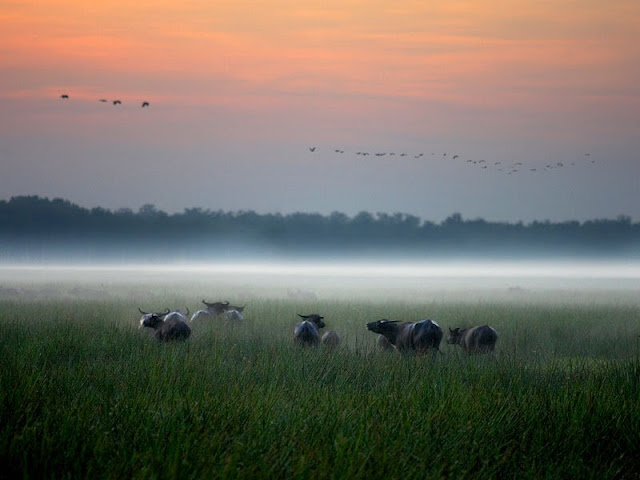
[1,1,639,221]
[3,1,638,109]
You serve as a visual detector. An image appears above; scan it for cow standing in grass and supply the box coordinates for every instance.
[366,319,443,355]
[447,325,498,354]
[191,300,230,322]
[294,314,325,347]
[321,330,340,349]
[139,308,191,341]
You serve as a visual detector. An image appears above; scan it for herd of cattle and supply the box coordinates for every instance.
[138,300,498,354]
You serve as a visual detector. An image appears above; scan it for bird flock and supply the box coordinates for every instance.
[59,92,598,175]
[308,145,598,175]
[59,93,150,108]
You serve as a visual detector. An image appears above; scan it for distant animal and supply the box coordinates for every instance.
[309,147,316,152]
[447,325,498,354]
[99,99,108,102]
[60,94,69,99]
[287,288,317,301]
[294,313,325,347]
[138,308,191,341]
[366,319,443,355]
[191,299,230,321]
[113,100,122,105]
[321,330,340,348]
[141,101,150,107]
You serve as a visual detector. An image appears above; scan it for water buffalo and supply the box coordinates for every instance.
[191,300,230,322]
[447,325,498,354]
[139,308,191,341]
[366,319,443,354]
[321,330,340,348]
[294,314,325,347]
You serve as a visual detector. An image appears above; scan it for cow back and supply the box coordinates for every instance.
[464,325,497,353]
[411,319,443,353]
[294,321,320,346]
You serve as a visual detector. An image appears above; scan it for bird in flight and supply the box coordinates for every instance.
[309,147,316,152]
[141,101,150,108]
[60,94,69,99]
[113,100,122,105]
[99,99,107,103]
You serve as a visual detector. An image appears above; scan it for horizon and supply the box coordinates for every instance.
[1,194,637,225]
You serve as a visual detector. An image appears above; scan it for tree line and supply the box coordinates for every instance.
[0,195,638,261]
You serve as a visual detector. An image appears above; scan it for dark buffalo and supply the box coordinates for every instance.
[367,319,443,354]
[294,314,326,347]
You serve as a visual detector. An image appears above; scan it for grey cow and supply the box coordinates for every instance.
[447,325,498,354]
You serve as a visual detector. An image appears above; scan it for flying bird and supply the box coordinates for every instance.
[113,100,122,105]
[141,101,150,107]
[99,99,107,103]
[452,155,459,159]
[60,94,69,99]
[309,147,316,152]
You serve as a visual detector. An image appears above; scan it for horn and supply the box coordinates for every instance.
[184,307,190,316]
[138,308,149,315]
[298,314,309,319]
[202,299,211,306]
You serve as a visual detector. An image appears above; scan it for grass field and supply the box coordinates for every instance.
[1,265,639,479]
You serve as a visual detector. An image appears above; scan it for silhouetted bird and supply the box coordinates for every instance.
[452,155,459,159]
[309,147,316,152]
[99,99,107,102]
[60,94,69,99]
[113,100,122,105]
[141,101,150,107]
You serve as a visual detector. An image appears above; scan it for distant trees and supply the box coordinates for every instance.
[0,195,638,262]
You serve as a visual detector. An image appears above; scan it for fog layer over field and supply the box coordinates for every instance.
[2,260,640,301]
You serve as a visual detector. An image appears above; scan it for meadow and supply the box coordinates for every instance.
[1,264,639,479]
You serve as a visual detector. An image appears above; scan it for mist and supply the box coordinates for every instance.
[3,258,640,305]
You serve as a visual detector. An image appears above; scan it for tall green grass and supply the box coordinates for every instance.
[1,292,639,479]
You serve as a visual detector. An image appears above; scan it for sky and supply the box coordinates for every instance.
[1,0,639,223]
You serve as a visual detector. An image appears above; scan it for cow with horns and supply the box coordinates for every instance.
[139,308,191,341]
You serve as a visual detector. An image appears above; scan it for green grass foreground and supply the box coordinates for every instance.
[1,291,639,479]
